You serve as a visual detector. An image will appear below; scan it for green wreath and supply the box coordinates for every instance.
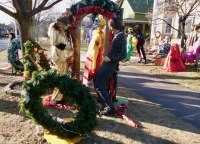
[19,70,98,138]
[70,0,121,19]
[23,40,50,78]
[7,38,24,73]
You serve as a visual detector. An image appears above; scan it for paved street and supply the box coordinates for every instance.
[118,65,200,130]
[0,38,9,51]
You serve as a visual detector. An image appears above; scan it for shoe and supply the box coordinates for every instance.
[100,107,116,115]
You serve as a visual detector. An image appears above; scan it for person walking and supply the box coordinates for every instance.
[134,25,146,64]
[93,18,126,115]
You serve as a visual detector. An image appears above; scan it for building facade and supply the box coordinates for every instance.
[151,0,200,47]
[121,0,154,39]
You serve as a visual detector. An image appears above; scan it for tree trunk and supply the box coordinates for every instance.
[18,19,32,55]
[179,16,187,53]
[180,24,187,53]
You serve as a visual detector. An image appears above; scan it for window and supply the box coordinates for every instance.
[165,18,172,34]
[154,19,161,33]
[157,0,163,6]
[185,17,193,33]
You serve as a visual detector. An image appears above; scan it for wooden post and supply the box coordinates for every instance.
[104,17,109,54]
[74,18,82,80]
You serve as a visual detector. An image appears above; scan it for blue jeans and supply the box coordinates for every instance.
[93,61,117,110]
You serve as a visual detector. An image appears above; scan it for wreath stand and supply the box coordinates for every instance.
[44,118,84,144]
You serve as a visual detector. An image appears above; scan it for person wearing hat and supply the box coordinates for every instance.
[82,14,106,86]
[47,11,75,104]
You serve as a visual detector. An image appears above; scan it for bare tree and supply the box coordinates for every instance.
[34,8,61,41]
[66,0,79,7]
[148,0,200,51]
[0,0,62,55]
[115,0,125,8]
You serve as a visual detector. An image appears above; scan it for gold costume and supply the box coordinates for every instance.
[48,23,74,102]
[50,27,73,75]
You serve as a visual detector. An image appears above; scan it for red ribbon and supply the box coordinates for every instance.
[115,103,141,128]
[28,54,39,71]
[43,96,78,110]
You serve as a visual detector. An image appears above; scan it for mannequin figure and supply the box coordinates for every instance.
[182,24,200,63]
[47,11,74,103]
[7,32,24,73]
[121,27,138,64]
[83,13,105,86]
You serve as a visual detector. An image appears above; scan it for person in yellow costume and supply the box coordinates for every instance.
[122,27,138,64]
[47,10,75,103]
[83,13,105,86]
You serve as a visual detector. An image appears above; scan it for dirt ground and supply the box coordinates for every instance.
[0,49,200,144]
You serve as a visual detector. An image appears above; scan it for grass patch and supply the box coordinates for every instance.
[80,43,88,52]
[129,61,200,92]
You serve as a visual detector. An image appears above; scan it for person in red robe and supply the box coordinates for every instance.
[162,44,186,72]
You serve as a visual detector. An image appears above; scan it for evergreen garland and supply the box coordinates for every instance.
[7,38,24,73]
[23,40,50,78]
[70,0,121,19]
[19,70,98,138]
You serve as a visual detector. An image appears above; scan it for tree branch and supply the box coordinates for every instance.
[33,0,38,9]
[41,0,62,11]
[12,0,20,13]
[25,0,48,17]
[0,5,16,19]
[25,0,62,18]
[155,18,179,32]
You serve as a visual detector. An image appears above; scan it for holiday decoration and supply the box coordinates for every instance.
[19,1,136,141]
[7,38,24,73]
[69,0,121,37]
[70,0,121,19]
[23,40,50,79]
[19,70,98,138]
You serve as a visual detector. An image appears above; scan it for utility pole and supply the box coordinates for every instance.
[14,19,18,37]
